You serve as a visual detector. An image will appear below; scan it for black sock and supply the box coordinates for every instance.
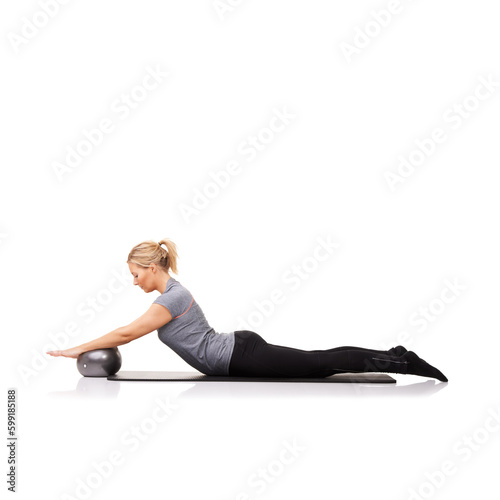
[388,345,408,356]
[402,351,448,382]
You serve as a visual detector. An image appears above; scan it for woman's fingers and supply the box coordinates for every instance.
[46,349,80,358]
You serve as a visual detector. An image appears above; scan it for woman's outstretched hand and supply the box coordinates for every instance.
[46,347,82,359]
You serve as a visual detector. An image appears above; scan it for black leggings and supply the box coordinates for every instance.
[228,330,408,378]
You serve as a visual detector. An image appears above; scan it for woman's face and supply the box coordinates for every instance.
[128,263,154,292]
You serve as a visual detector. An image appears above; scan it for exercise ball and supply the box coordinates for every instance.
[76,347,122,377]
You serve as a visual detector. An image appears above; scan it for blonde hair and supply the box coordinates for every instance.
[127,238,179,275]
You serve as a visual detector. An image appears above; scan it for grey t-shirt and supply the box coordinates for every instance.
[153,277,235,375]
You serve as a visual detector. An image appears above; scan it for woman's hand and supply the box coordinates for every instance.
[46,305,171,362]
[46,347,83,359]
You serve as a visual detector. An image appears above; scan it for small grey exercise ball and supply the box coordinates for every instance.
[77,347,122,377]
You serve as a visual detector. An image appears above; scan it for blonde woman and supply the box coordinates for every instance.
[47,239,448,382]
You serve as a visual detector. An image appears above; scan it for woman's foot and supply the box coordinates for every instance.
[402,351,448,382]
[388,345,408,356]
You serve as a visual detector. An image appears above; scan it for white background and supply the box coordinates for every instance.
[2,1,500,499]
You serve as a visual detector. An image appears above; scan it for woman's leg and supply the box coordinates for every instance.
[228,330,407,377]
[303,345,407,356]
[228,330,447,381]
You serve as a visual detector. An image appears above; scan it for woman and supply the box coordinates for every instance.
[47,238,448,382]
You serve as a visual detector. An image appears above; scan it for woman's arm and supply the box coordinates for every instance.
[47,304,173,359]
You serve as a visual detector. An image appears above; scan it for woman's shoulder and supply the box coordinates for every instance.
[154,279,194,318]
[167,277,191,296]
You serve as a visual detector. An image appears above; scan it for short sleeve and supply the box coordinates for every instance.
[153,288,190,319]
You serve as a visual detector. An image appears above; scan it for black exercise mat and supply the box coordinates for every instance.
[107,371,396,383]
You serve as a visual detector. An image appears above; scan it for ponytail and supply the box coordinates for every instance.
[127,238,178,274]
